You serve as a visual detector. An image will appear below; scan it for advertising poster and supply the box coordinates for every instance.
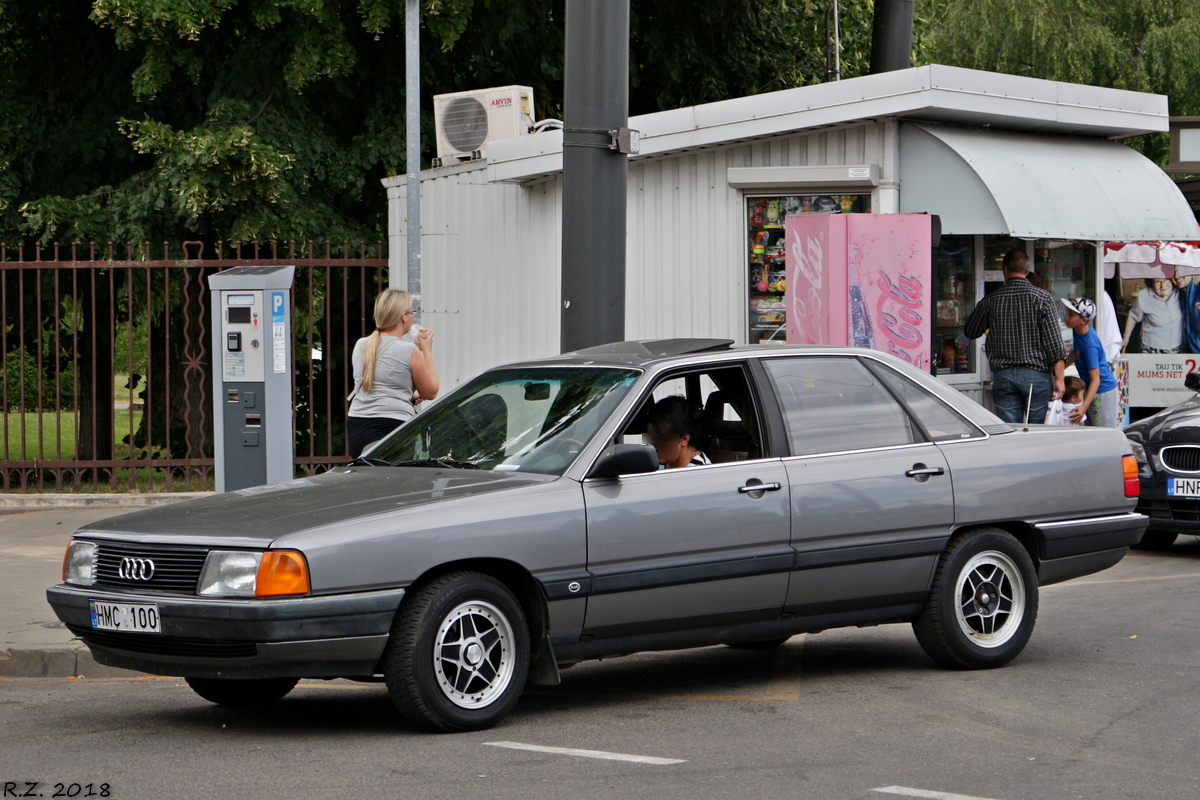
[1105,242,1200,407]
[785,213,932,371]
[1113,276,1200,406]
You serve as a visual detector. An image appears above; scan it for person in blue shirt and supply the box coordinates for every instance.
[1061,297,1119,427]
[1172,275,1200,354]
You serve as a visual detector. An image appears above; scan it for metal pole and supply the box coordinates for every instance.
[833,0,841,81]
[405,0,422,319]
[869,0,914,74]
[561,0,629,352]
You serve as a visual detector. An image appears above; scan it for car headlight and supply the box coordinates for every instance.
[1127,439,1152,477]
[198,550,310,597]
[62,540,97,586]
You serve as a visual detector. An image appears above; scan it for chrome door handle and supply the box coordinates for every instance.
[738,481,782,493]
[905,466,945,477]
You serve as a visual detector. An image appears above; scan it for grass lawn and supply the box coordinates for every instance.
[2,374,213,492]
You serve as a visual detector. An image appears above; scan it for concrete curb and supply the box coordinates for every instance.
[0,492,209,511]
[0,644,148,679]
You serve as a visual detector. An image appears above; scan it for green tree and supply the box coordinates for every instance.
[921,0,1200,162]
[3,0,904,245]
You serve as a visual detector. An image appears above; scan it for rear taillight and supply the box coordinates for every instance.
[1123,454,1140,498]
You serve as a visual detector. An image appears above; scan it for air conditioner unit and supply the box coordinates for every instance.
[433,86,534,163]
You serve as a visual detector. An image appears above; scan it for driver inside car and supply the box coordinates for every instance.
[644,395,712,468]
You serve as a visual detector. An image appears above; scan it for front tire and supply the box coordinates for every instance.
[383,572,530,732]
[913,529,1038,670]
[185,677,298,707]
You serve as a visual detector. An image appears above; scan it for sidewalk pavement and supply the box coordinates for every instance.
[0,493,208,678]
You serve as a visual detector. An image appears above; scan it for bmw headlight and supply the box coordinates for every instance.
[198,550,310,597]
[1127,439,1152,477]
[62,540,97,586]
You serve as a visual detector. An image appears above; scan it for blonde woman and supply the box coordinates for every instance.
[347,289,439,457]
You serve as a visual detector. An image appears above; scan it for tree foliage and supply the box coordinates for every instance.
[921,0,1200,161]
[2,0,898,245]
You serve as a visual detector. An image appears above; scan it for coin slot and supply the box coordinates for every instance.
[245,414,262,427]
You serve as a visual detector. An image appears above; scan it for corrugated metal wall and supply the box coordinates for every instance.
[390,121,884,389]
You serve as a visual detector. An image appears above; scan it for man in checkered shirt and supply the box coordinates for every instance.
[965,249,1067,424]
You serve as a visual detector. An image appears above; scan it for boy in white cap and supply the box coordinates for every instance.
[1061,297,1119,427]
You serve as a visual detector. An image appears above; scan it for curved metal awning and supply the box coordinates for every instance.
[899,122,1200,240]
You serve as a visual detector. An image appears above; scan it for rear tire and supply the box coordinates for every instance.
[383,572,530,732]
[913,528,1038,670]
[1131,530,1178,551]
[185,677,298,707]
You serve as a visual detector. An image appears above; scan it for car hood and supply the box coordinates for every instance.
[1125,395,1200,446]
[77,468,555,546]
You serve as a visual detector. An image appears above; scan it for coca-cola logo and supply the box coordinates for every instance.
[874,270,926,366]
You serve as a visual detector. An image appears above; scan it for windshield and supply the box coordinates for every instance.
[364,367,640,475]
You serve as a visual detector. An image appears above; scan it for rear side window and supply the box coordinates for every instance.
[869,362,982,442]
[763,357,915,456]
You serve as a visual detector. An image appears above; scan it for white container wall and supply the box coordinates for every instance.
[387,164,562,389]
[388,121,886,389]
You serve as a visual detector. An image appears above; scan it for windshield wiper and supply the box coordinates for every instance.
[392,458,481,470]
[345,456,393,466]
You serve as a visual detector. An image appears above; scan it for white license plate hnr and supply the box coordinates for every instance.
[89,600,161,633]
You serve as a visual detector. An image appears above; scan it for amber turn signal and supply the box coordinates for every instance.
[255,550,310,596]
[1122,454,1140,498]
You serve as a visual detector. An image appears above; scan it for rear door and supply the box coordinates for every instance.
[760,355,955,621]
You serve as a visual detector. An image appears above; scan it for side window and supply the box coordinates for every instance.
[762,357,915,456]
[870,363,982,442]
[617,366,761,463]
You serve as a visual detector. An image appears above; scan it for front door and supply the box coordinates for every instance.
[580,364,792,640]
[581,459,792,638]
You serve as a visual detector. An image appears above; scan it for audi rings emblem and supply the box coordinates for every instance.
[118,557,156,581]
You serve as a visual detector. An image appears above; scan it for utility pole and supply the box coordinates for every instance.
[560,0,631,352]
[869,0,914,74]
[404,0,422,319]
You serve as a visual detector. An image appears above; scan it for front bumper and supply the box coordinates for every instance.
[46,584,405,679]
[1136,473,1200,533]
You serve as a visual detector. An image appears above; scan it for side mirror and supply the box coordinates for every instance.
[588,443,659,479]
[1186,372,1200,393]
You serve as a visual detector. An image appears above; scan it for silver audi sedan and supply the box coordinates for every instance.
[48,339,1146,732]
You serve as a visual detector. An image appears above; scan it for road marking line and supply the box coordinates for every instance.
[485,741,686,765]
[1048,571,1200,587]
[872,787,1005,800]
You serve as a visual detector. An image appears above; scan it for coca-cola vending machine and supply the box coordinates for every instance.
[784,213,933,372]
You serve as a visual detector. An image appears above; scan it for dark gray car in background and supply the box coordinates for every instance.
[1125,371,1200,549]
[47,339,1146,731]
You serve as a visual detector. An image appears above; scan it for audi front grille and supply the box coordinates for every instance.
[93,542,210,593]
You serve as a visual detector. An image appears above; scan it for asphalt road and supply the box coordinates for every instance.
[3,541,1198,800]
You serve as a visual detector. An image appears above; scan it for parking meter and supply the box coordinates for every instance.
[208,266,295,492]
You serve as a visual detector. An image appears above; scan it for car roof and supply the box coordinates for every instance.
[490,340,1013,434]
[495,339,911,370]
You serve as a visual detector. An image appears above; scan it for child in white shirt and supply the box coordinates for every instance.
[1052,376,1087,426]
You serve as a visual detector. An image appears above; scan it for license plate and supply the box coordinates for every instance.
[89,600,161,633]
[1167,477,1200,498]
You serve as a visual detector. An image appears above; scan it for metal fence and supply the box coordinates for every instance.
[1,240,388,492]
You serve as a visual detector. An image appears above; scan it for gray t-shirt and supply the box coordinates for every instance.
[349,336,416,420]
